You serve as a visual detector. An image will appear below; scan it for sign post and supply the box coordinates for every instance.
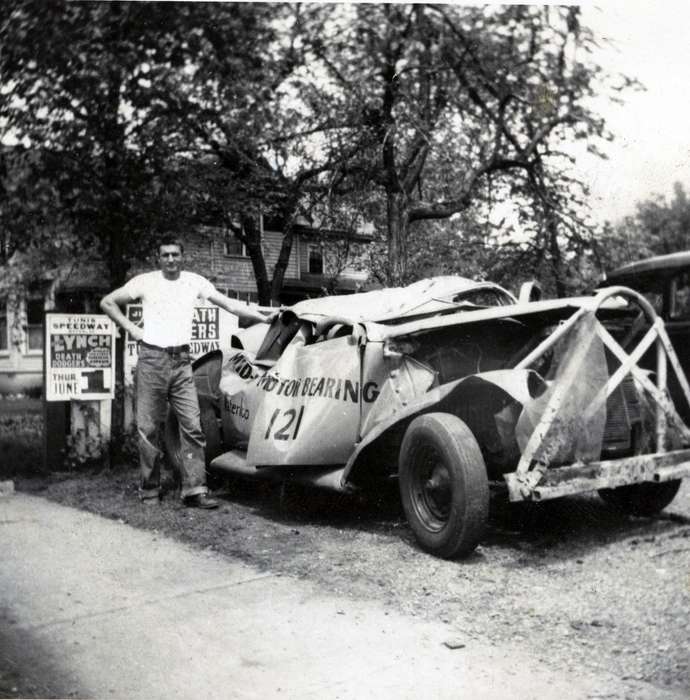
[43,313,117,470]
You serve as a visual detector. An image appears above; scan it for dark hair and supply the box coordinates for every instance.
[158,236,184,254]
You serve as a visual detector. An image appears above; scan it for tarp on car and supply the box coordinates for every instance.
[289,276,514,323]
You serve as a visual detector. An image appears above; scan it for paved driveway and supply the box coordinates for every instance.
[1,493,683,699]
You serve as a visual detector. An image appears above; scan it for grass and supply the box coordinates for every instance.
[0,397,42,415]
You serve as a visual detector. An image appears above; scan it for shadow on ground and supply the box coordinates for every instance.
[15,464,690,570]
[211,471,689,562]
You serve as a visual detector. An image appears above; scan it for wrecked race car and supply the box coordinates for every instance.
[165,276,690,559]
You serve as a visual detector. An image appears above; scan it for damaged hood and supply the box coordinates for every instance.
[289,276,515,324]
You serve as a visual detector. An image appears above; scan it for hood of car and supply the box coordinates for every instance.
[289,276,516,323]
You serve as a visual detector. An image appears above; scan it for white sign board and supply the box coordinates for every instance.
[45,313,116,402]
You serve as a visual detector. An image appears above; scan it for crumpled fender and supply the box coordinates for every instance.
[342,368,542,482]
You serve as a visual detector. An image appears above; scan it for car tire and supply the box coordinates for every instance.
[599,479,681,517]
[199,403,223,464]
[399,412,489,559]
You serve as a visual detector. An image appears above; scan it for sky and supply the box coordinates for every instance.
[577,1,690,224]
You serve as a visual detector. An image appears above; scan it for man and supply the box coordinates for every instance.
[101,237,270,509]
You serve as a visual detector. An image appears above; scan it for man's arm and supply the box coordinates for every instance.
[100,287,143,341]
[207,290,275,326]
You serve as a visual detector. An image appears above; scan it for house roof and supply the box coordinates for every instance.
[290,223,374,244]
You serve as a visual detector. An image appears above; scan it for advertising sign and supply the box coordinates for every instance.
[123,304,238,387]
[45,313,116,402]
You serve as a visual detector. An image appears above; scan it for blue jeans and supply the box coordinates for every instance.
[135,345,207,500]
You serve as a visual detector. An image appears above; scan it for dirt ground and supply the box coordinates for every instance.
[14,465,690,697]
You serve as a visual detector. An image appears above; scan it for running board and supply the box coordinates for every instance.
[505,449,690,502]
[210,451,350,492]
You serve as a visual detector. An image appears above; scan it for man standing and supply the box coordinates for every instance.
[101,237,269,509]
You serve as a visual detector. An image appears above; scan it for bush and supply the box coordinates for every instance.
[0,413,44,478]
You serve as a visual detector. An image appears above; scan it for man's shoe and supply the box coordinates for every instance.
[183,493,219,509]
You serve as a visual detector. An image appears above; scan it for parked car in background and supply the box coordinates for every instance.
[166,276,690,559]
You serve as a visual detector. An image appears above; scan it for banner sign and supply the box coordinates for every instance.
[45,313,116,401]
[123,304,238,387]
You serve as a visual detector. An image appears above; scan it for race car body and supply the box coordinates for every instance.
[166,277,690,558]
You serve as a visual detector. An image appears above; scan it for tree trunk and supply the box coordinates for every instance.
[270,221,295,304]
[103,1,129,450]
[547,217,566,298]
[242,215,272,305]
[387,192,409,286]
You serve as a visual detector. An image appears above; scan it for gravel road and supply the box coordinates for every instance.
[18,468,690,697]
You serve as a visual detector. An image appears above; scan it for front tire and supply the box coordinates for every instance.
[399,413,489,559]
[199,403,223,465]
[599,479,681,517]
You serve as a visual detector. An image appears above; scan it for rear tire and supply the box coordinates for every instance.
[199,404,223,464]
[399,413,489,559]
[199,403,225,489]
[599,479,681,517]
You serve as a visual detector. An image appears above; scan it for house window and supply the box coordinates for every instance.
[26,298,44,351]
[308,244,324,275]
[0,299,8,352]
[224,232,248,257]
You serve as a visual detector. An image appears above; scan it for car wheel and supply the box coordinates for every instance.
[599,479,681,517]
[199,403,223,464]
[399,412,489,559]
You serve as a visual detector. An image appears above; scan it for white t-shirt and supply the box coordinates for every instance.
[122,271,216,347]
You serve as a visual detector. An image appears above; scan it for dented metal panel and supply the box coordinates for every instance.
[505,449,690,502]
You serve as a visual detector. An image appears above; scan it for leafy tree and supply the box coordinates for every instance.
[289,4,633,289]
[0,1,290,432]
[0,1,305,290]
[2,1,184,285]
[1,1,369,304]
[151,3,374,304]
[606,182,690,269]
[1,1,636,303]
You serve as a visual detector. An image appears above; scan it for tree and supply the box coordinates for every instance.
[608,182,690,266]
[0,1,305,290]
[1,1,369,304]
[149,3,372,304]
[2,1,178,285]
[0,1,294,433]
[1,2,635,302]
[289,4,634,289]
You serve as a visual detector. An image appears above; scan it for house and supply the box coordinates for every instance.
[0,216,372,394]
[176,216,371,304]
[0,258,111,395]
